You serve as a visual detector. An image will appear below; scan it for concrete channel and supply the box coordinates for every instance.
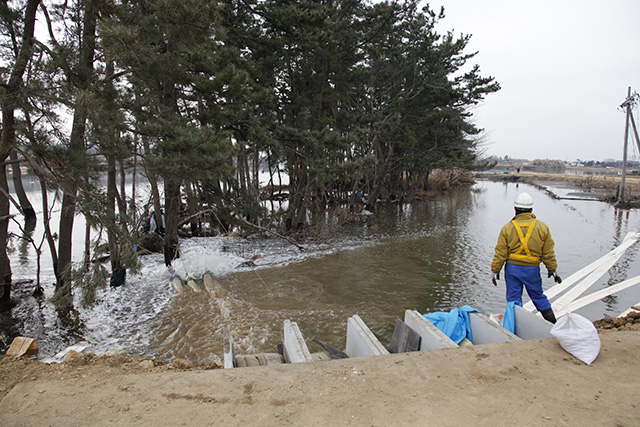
[169,274,556,369]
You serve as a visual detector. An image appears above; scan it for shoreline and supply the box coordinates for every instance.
[479,170,640,208]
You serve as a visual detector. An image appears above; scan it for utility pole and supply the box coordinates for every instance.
[619,87,640,203]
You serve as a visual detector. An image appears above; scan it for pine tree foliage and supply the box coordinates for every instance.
[0,0,500,307]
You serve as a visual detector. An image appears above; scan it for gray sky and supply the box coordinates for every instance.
[431,0,640,162]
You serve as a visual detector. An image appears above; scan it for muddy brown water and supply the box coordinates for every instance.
[144,180,640,363]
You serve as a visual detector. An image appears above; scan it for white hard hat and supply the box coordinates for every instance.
[514,192,534,209]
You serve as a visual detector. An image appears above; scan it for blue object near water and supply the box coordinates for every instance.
[423,305,479,344]
[502,301,522,334]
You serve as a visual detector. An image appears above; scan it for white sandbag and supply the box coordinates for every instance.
[550,312,601,365]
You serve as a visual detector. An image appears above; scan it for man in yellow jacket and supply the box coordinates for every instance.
[491,193,561,323]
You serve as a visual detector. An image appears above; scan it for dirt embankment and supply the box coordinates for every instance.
[1,314,639,426]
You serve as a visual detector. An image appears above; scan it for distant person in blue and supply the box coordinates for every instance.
[491,192,561,323]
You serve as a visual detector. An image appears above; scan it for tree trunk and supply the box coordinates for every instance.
[141,137,163,234]
[57,101,87,288]
[348,180,359,212]
[130,149,138,225]
[251,145,260,199]
[366,141,396,212]
[163,178,181,266]
[184,182,199,234]
[106,155,121,272]
[0,0,40,304]
[83,216,91,269]
[55,0,97,304]
[38,173,58,278]
[237,151,247,192]
[294,178,313,229]
[9,151,36,221]
[150,179,163,234]
[0,169,12,303]
[57,190,76,284]
[118,158,127,220]
[107,155,127,287]
[285,168,306,231]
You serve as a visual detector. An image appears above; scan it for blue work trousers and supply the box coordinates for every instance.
[504,263,552,312]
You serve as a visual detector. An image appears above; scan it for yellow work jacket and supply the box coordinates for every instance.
[491,212,558,273]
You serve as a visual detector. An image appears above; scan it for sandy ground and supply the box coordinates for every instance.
[0,329,639,427]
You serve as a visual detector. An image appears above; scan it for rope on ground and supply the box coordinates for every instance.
[253,269,268,287]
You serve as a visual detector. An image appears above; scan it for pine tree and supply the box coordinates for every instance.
[103,0,238,265]
[358,0,500,206]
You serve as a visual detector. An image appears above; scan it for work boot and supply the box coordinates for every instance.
[540,308,557,324]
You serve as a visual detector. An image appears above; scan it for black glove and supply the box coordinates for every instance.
[548,271,562,284]
[491,272,499,286]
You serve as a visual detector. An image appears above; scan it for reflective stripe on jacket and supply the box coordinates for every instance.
[508,219,540,262]
[491,212,558,273]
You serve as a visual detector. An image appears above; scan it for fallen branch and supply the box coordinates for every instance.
[235,215,305,251]
[176,208,304,251]
[177,208,216,228]
[176,208,230,235]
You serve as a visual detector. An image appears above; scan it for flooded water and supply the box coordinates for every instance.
[4,179,640,363]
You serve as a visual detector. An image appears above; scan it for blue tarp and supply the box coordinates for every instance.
[423,305,479,344]
[502,301,522,334]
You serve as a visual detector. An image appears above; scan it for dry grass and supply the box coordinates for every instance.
[484,171,640,208]
[517,171,640,193]
[427,169,474,191]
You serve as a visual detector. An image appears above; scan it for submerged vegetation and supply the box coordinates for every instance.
[0,0,499,311]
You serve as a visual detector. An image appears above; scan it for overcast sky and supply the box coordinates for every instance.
[429,0,640,162]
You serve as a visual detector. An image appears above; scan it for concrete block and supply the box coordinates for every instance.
[171,276,186,294]
[345,315,389,358]
[404,310,458,350]
[186,277,203,293]
[283,320,313,363]
[469,312,521,345]
[513,305,553,340]
[223,326,235,369]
